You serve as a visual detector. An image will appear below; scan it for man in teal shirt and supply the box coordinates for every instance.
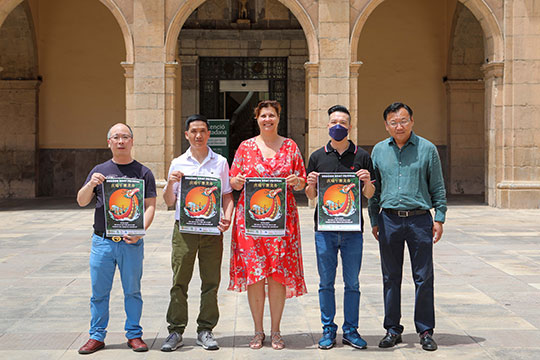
[368,102,446,352]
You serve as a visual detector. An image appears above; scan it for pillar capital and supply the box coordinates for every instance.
[304,62,319,78]
[165,61,179,78]
[349,61,363,77]
[481,61,504,80]
[121,62,134,78]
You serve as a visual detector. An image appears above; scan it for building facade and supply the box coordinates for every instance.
[0,0,538,208]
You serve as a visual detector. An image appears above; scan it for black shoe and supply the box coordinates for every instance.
[378,333,402,348]
[420,332,438,351]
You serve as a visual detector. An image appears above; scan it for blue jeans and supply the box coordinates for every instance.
[378,210,434,335]
[89,233,144,341]
[315,231,364,332]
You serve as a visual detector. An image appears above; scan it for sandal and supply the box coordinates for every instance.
[249,331,265,349]
[271,331,285,350]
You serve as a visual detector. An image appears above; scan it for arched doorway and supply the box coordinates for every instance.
[0,0,129,198]
[174,0,309,161]
[354,0,450,175]
[165,0,318,161]
[351,0,503,203]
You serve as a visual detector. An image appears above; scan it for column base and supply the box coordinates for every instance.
[155,179,169,210]
[496,182,540,208]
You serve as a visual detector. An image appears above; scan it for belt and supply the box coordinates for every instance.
[94,230,123,242]
[383,209,429,217]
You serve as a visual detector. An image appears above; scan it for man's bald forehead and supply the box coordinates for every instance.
[107,123,133,139]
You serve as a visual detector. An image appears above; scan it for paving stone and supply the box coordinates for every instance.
[0,202,539,359]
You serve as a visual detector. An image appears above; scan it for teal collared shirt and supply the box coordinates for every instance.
[368,132,447,226]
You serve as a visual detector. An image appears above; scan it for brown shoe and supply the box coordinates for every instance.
[127,337,148,352]
[78,339,105,354]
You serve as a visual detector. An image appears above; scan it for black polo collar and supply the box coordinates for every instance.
[324,140,358,155]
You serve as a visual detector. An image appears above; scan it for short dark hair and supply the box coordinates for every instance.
[383,102,413,121]
[328,105,350,119]
[185,114,209,130]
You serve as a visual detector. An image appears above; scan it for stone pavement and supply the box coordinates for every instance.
[1,199,540,359]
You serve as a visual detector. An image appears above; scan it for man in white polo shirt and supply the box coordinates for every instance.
[161,114,234,352]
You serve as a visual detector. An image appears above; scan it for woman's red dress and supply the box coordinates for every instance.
[228,137,307,298]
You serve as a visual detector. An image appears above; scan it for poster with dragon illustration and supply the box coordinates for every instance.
[178,175,222,235]
[245,177,287,236]
[317,173,361,231]
[103,178,145,236]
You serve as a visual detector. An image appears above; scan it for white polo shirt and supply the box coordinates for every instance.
[165,146,233,220]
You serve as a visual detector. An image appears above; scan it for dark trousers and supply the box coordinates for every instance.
[166,223,223,334]
[378,210,434,335]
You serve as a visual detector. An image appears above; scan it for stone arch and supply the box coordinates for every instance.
[350,0,503,64]
[0,0,134,63]
[165,0,319,63]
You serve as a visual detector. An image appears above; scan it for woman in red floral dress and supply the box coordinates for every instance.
[229,100,307,350]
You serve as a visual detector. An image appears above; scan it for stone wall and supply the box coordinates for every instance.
[38,149,110,197]
[182,0,302,29]
[0,2,38,198]
[446,81,485,195]
[0,80,39,198]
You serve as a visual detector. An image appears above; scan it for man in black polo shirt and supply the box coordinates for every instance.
[305,105,375,350]
[76,123,157,354]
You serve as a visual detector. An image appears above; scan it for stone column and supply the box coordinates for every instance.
[481,62,503,206]
[492,1,540,208]
[288,55,307,156]
[131,0,167,183]
[349,61,363,143]
[314,0,350,151]
[304,62,319,156]
[121,61,134,136]
[304,61,319,207]
[165,61,178,170]
[179,55,198,153]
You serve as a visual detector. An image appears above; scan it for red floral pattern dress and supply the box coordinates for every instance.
[228,137,307,298]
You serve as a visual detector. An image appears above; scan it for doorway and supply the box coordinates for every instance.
[219,80,268,163]
[199,57,287,162]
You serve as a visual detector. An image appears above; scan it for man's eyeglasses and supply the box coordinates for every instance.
[386,118,411,127]
[109,134,132,141]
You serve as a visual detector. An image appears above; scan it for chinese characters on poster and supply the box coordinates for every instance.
[245,177,287,236]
